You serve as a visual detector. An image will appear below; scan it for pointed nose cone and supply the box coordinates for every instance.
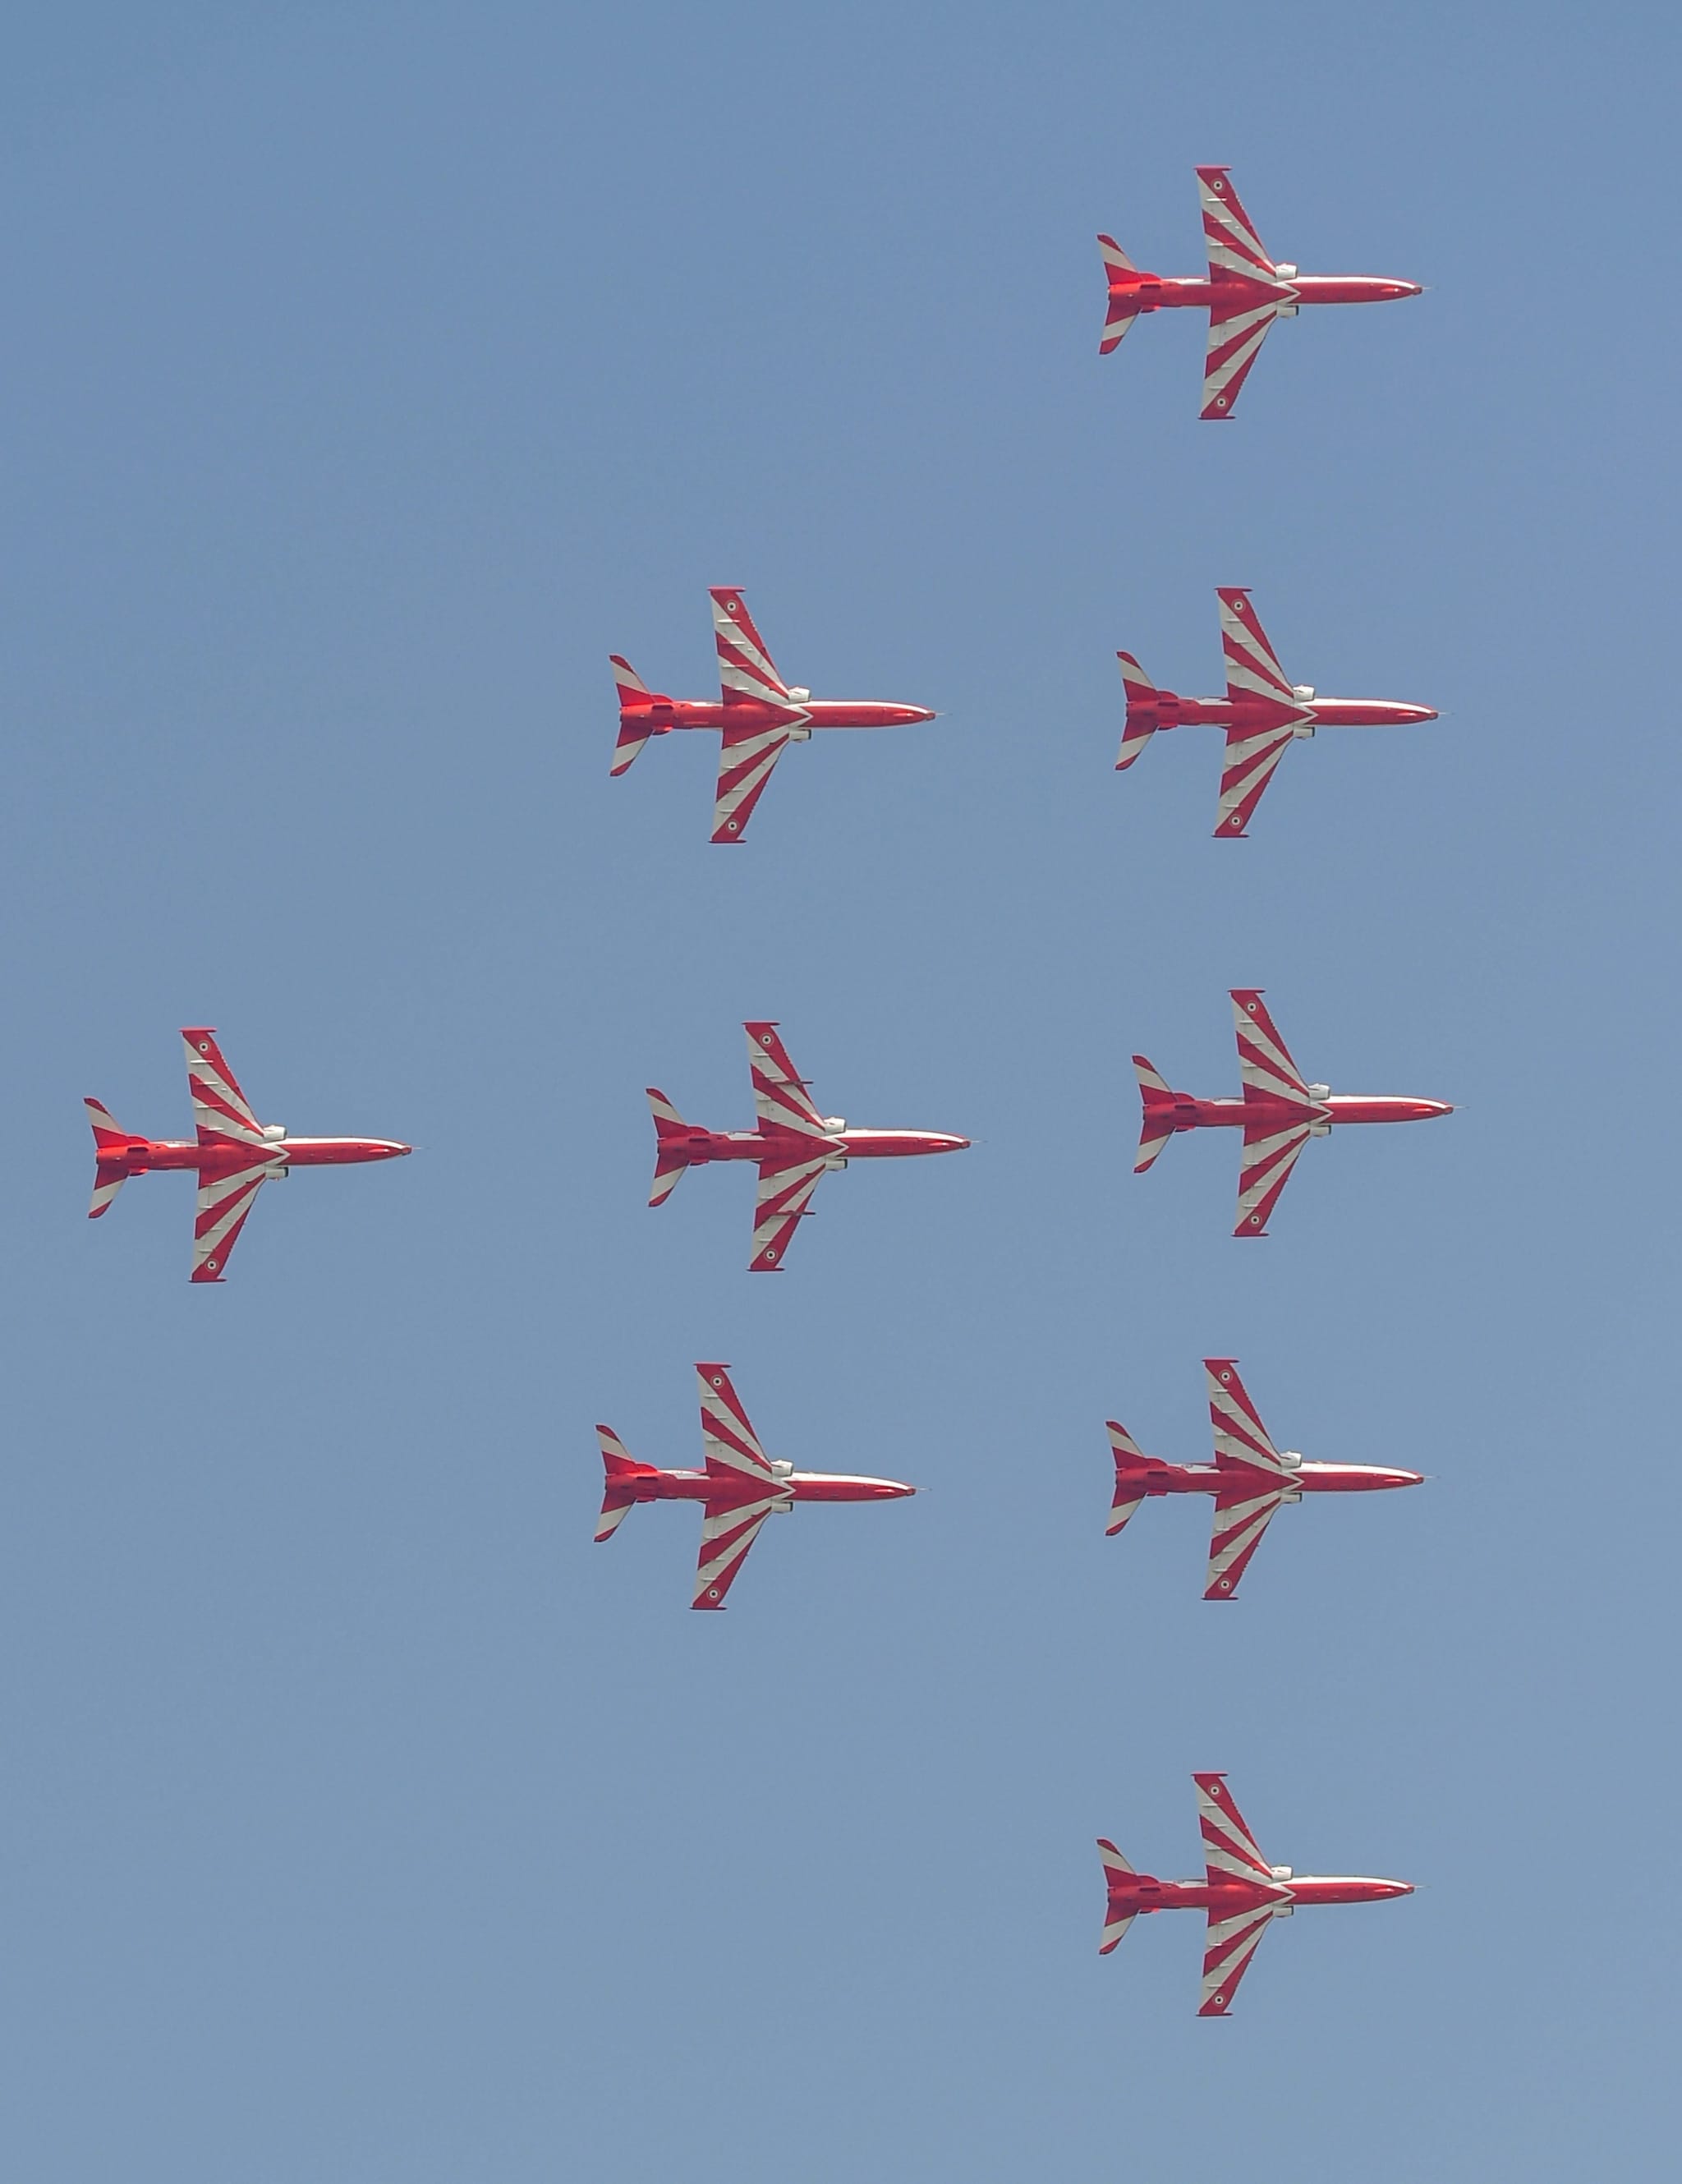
[939,1134,972,1152]
[904,705,938,725]
[1390,279,1423,300]
[1383,1467,1426,1489]
[1404,705,1439,724]
[1378,1879,1414,1900]
[387,1141,414,1157]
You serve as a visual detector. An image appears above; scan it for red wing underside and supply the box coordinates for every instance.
[711,720,793,842]
[191,1161,269,1282]
[745,1023,830,1137]
[751,1155,829,1271]
[1235,1119,1312,1236]
[1200,1903,1277,2015]
[1204,1484,1287,1598]
[1215,726,1296,836]
[1201,292,1281,419]
[693,1497,776,1608]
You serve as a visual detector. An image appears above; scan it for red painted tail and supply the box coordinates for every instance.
[1097,235,1151,355]
[646,1087,693,1207]
[609,655,673,776]
[85,1098,139,1219]
[595,1425,652,1541]
[1115,651,1164,770]
[1133,1056,1180,1174]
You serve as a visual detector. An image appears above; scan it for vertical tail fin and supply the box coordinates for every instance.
[610,656,671,776]
[85,1098,136,1218]
[1133,1056,1179,1174]
[1097,1838,1140,1953]
[1115,651,1162,770]
[646,1087,692,1206]
[595,1425,647,1540]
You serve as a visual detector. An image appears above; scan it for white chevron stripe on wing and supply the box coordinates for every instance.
[182,1030,268,1147]
[1206,1361,1289,1476]
[1195,1775,1273,1880]
[1235,1120,1312,1235]
[750,1155,830,1271]
[1215,726,1298,836]
[697,1363,776,1482]
[191,1161,273,1281]
[1199,1905,1277,2015]
[1204,1488,1286,1598]
[711,723,793,841]
[1230,992,1311,1101]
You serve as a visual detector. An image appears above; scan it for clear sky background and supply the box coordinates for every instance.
[2,3,1677,2177]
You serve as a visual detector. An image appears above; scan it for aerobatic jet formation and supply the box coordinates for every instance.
[1098,1773,1413,2015]
[595,1362,915,1608]
[1116,588,1436,836]
[1134,991,1451,1235]
[86,1028,411,1281]
[1107,1359,1422,1598]
[610,587,936,840]
[1097,166,1421,418]
[646,1022,968,1271]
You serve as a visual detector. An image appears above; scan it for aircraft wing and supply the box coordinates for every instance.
[1217,589,1295,703]
[745,1023,830,1138]
[711,587,792,704]
[711,719,793,841]
[750,1152,830,1271]
[697,1363,775,1483]
[1196,168,1278,283]
[191,1159,270,1282]
[1201,292,1282,419]
[1235,1117,1312,1236]
[182,1028,269,1152]
[1199,1901,1279,2016]
[1230,991,1311,1103]
[1205,1482,1287,1598]
[1195,1772,1273,1883]
[1205,1360,1291,1479]
[1215,725,1297,837]
[693,1497,777,1608]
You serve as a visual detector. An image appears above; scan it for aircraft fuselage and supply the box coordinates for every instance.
[1116,1457,1422,1497]
[669,1126,970,1165]
[1110,1872,1413,1917]
[1115,274,1420,312]
[630,697,935,736]
[1135,692,1436,733]
[613,1466,913,1509]
[99,1134,411,1175]
[1163,1094,1451,1133]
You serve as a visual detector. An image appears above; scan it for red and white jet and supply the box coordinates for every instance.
[1134,990,1451,1236]
[1108,1359,1422,1598]
[1099,1774,1413,2015]
[86,1028,411,1281]
[647,1021,968,1271]
[610,587,936,840]
[1097,166,1421,417]
[595,1362,915,1608]
[1116,588,1436,836]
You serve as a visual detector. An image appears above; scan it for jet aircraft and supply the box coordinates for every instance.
[1098,1773,1413,2015]
[647,1021,968,1271]
[1108,1358,1422,1598]
[86,1028,411,1281]
[1116,588,1436,836]
[595,1362,915,1608]
[1134,990,1451,1235]
[610,587,936,840]
[1097,166,1421,417]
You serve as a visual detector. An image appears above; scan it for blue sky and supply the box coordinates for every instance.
[1,2,1678,2177]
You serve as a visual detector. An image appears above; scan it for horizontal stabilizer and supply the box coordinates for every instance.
[1133,1055,1179,1173]
[1115,652,1160,769]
